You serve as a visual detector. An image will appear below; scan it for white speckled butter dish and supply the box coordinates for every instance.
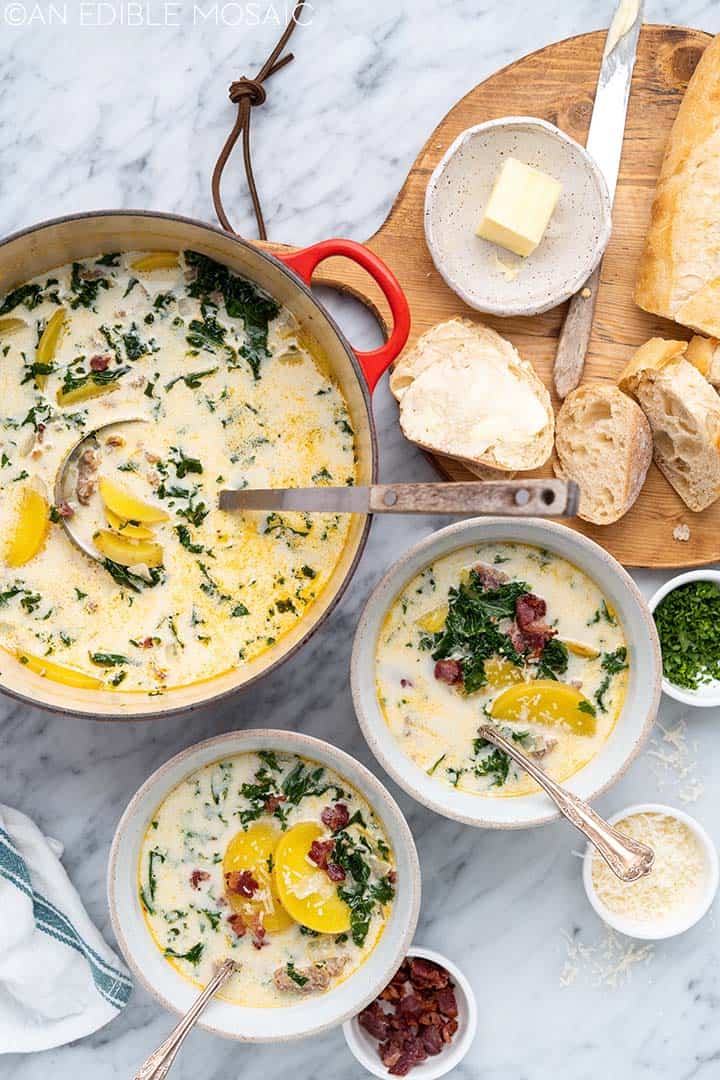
[424,117,612,317]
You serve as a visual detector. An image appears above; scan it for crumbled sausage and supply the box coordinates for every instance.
[76,447,99,505]
[434,659,463,685]
[273,956,348,994]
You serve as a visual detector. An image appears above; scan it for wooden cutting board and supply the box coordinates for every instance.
[266,25,713,568]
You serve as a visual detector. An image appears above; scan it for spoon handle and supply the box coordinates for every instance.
[133,960,237,1080]
[477,725,654,882]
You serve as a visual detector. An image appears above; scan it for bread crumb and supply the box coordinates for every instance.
[673,523,691,541]
[580,287,592,299]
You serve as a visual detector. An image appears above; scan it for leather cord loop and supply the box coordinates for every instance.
[211,0,306,239]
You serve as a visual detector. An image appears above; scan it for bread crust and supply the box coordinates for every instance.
[635,35,720,334]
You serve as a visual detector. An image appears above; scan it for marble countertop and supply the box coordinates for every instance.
[2,1,720,1077]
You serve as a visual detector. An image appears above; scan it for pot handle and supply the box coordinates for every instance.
[277,240,411,393]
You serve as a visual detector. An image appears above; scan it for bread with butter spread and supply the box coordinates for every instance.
[390,318,553,472]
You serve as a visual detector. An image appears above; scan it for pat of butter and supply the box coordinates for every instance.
[476,157,562,258]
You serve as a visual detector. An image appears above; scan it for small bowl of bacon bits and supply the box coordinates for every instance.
[343,947,477,1078]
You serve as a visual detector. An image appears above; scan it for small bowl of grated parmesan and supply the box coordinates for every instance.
[583,803,718,940]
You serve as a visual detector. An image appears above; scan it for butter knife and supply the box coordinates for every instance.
[219,479,579,517]
[553,0,644,399]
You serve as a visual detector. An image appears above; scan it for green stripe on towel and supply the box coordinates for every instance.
[0,827,132,1009]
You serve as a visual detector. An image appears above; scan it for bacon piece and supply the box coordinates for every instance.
[472,562,508,590]
[326,862,346,882]
[359,1003,390,1041]
[435,986,458,1018]
[263,794,286,814]
[308,838,335,871]
[433,659,463,685]
[441,1019,459,1043]
[248,913,268,950]
[400,677,413,688]
[421,1026,444,1055]
[397,993,424,1019]
[321,802,350,833]
[510,592,556,657]
[89,353,110,372]
[227,912,246,937]
[408,957,449,990]
[225,870,259,898]
[189,869,210,889]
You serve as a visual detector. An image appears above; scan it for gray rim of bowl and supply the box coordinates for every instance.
[351,517,662,830]
[424,117,612,317]
[107,728,422,1042]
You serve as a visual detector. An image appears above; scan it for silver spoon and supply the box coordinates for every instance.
[133,959,238,1080]
[478,724,654,882]
[54,415,149,560]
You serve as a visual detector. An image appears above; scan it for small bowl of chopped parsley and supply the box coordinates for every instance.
[649,571,720,706]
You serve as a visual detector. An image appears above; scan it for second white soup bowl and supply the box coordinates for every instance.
[351,518,662,829]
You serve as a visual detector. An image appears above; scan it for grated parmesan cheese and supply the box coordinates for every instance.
[647,718,704,804]
[560,927,654,988]
[591,811,707,926]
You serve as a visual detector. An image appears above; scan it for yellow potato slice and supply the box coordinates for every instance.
[36,308,67,388]
[93,529,163,568]
[130,252,179,272]
[0,317,25,336]
[56,380,120,406]
[99,477,169,525]
[491,678,597,737]
[223,822,294,933]
[274,822,351,934]
[416,603,448,634]
[561,639,600,660]
[5,487,50,567]
[485,656,525,690]
[105,508,155,540]
[14,650,103,690]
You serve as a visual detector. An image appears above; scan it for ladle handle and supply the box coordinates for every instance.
[477,726,654,882]
[369,480,579,518]
[132,960,237,1080]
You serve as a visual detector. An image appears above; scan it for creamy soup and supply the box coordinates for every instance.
[376,542,628,797]
[139,751,395,1006]
[0,251,357,692]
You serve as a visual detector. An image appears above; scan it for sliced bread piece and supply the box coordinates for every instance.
[618,338,720,512]
[391,318,554,472]
[553,384,652,525]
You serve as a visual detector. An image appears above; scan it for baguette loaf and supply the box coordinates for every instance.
[390,318,553,472]
[618,338,720,512]
[635,35,720,335]
[553,384,652,525]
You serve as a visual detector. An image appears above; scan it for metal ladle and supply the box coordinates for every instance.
[54,417,579,562]
[53,415,149,560]
[478,725,654,882]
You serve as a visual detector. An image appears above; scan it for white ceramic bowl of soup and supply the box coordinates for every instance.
[351,518,661,829]
[108,729,421,1041]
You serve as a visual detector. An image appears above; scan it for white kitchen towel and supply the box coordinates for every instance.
[0,803,132,1053]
